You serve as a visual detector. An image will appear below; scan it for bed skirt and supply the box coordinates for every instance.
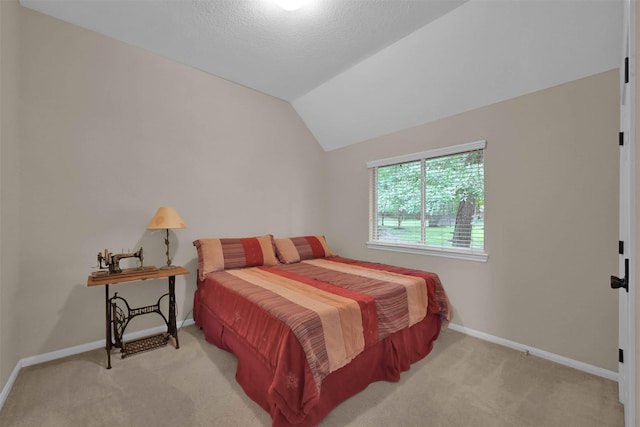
[195,297,442,427]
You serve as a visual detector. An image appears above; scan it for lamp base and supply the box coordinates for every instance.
[160,265,177,270]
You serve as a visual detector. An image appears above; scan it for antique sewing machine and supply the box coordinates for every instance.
[94,247,151,276]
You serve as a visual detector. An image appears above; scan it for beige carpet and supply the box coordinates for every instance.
[0,325,624,427]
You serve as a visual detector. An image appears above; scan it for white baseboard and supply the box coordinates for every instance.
[0,361,21,413]
[447,323,618,382]
[0,318,195,412]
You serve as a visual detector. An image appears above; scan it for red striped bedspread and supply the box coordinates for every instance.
[196,257,451,393]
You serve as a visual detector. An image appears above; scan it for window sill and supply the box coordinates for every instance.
[366,241,489,262]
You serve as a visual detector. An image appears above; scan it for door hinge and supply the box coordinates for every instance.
[625,57,629,84]
[619,241,624,255]
[611,258,629,292]
[620,132,624,146]
[619,348,624,363]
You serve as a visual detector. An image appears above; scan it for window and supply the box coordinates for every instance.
[367,140,487,262]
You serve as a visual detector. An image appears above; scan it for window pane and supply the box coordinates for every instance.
[425,150,483,250]
[375,161,421,243]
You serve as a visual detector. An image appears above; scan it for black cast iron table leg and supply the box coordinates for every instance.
[168,275,179,348]
[105,284,112,369]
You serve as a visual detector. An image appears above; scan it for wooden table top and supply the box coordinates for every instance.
[87,266,189,287]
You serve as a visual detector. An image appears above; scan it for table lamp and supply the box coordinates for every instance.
[146,206,187,269]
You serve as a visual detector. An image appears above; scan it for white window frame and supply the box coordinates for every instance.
[367,140,489,262]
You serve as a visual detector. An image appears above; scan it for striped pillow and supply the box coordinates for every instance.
[274,235,335,264]
[193,235,278,279]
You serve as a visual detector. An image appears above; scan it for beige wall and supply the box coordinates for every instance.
[1,1,23,389]
[325,70,620,371]
[6,4,326,363]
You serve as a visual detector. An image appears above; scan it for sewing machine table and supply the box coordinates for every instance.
[87,266,189,369]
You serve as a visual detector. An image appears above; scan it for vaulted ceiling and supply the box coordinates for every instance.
[20,0,623,151]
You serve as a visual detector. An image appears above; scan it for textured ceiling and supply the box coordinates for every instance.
[20,0,467,101]
[19,0,622,151]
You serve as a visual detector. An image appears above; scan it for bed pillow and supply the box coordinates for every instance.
[274,235,335,264]
[193,235,278,279]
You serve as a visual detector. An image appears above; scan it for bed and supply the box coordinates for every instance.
[193,235,451,427]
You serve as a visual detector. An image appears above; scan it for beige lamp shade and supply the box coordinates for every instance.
[146,207,187,230]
